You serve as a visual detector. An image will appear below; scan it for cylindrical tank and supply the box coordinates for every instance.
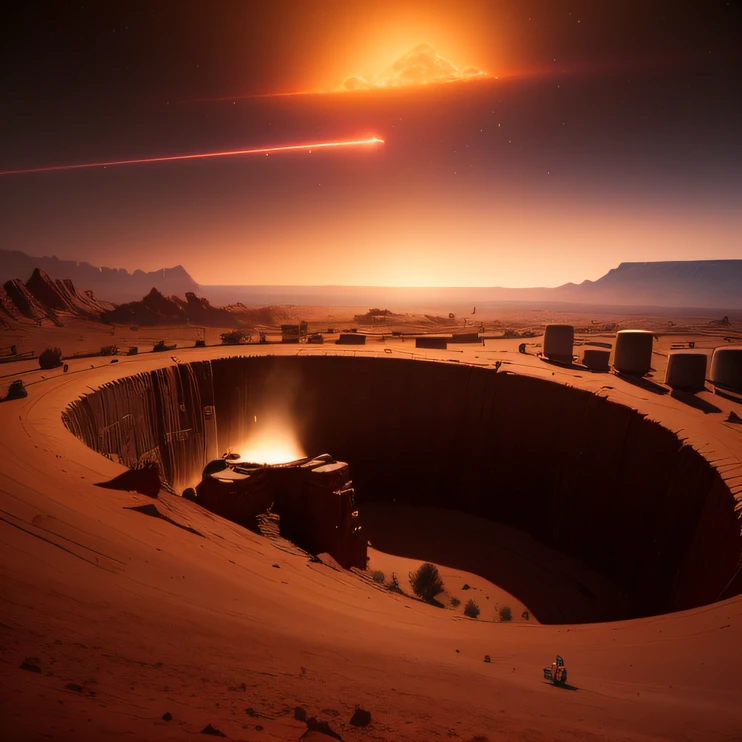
[664,352,708,392]
[582,348,611,372]
[613,330,654,375]
[710,346,742,393]
[543,324,574,362]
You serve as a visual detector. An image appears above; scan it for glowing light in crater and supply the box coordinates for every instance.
[237,420,306,465]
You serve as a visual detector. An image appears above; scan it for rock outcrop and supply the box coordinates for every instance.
[1,269,270,330]
[3,279,61,325]
[25,268,113,317]
[100,288,242,327]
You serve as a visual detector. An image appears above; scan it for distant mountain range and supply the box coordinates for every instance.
[0,249,198,303]
[201,260,742,311]
[1,249,740,310]
[552,261,742,309]
[0,267,283,330]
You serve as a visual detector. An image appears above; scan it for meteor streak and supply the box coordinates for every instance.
[0,137,384,176]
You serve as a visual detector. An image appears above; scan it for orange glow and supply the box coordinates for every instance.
[0,137,384,176]
[237,422,305,466]
[190,43,491,101]
[338,43,488,92]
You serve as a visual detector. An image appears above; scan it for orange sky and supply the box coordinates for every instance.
[1,1,740,288]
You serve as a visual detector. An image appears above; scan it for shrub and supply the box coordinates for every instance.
[451,597,461,608]
[409,563,445,604]
[39,347,63,369]
[371,570,385,584]
[100,345,118,356]
[499,605,512,622]
[387,573,402,593]
[464,599,480,619]
[221,329,251,345]
[521,610,529,621]
[4,380,27,400]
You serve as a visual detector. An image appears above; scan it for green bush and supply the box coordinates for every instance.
[499,605,512,622]
[371,570,385,584]
[408,563,444,604]
[464,599,480,619]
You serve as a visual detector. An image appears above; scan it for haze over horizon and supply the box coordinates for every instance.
[1,1,740,288]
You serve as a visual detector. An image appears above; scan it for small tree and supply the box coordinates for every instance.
[409,563,445,604]
[371,570,385,584]
[450,597,461,608]
[499,605,512,622]
[464,599,480,619]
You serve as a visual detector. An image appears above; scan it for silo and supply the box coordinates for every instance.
[543,324,574,362]
[613,330,654,375]
[664,352,708,392]
[710,346,742,393]
[582,348,611,372]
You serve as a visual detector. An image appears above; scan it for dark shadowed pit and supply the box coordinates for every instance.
[63,355,742,624]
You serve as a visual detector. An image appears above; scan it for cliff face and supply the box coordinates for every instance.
[64,356,742,623]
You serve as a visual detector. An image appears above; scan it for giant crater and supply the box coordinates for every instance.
[63,354,742,624]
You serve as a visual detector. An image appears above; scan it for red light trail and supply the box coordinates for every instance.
[0,137,384,176]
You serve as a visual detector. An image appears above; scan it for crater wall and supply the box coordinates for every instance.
[63,355,742,622]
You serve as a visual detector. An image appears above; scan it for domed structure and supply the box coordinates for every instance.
[710,346,742,394]
[665,352,708,392]
[613,330,654,375]
[543,324,574,362]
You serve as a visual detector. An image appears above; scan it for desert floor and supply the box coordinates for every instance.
[1,307,741,741]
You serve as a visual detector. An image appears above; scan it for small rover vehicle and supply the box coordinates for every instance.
[543,655,568,686]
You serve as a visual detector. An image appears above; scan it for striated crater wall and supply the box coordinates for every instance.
[63,355,742,622]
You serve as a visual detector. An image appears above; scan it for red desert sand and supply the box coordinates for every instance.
[1,321,741,741]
